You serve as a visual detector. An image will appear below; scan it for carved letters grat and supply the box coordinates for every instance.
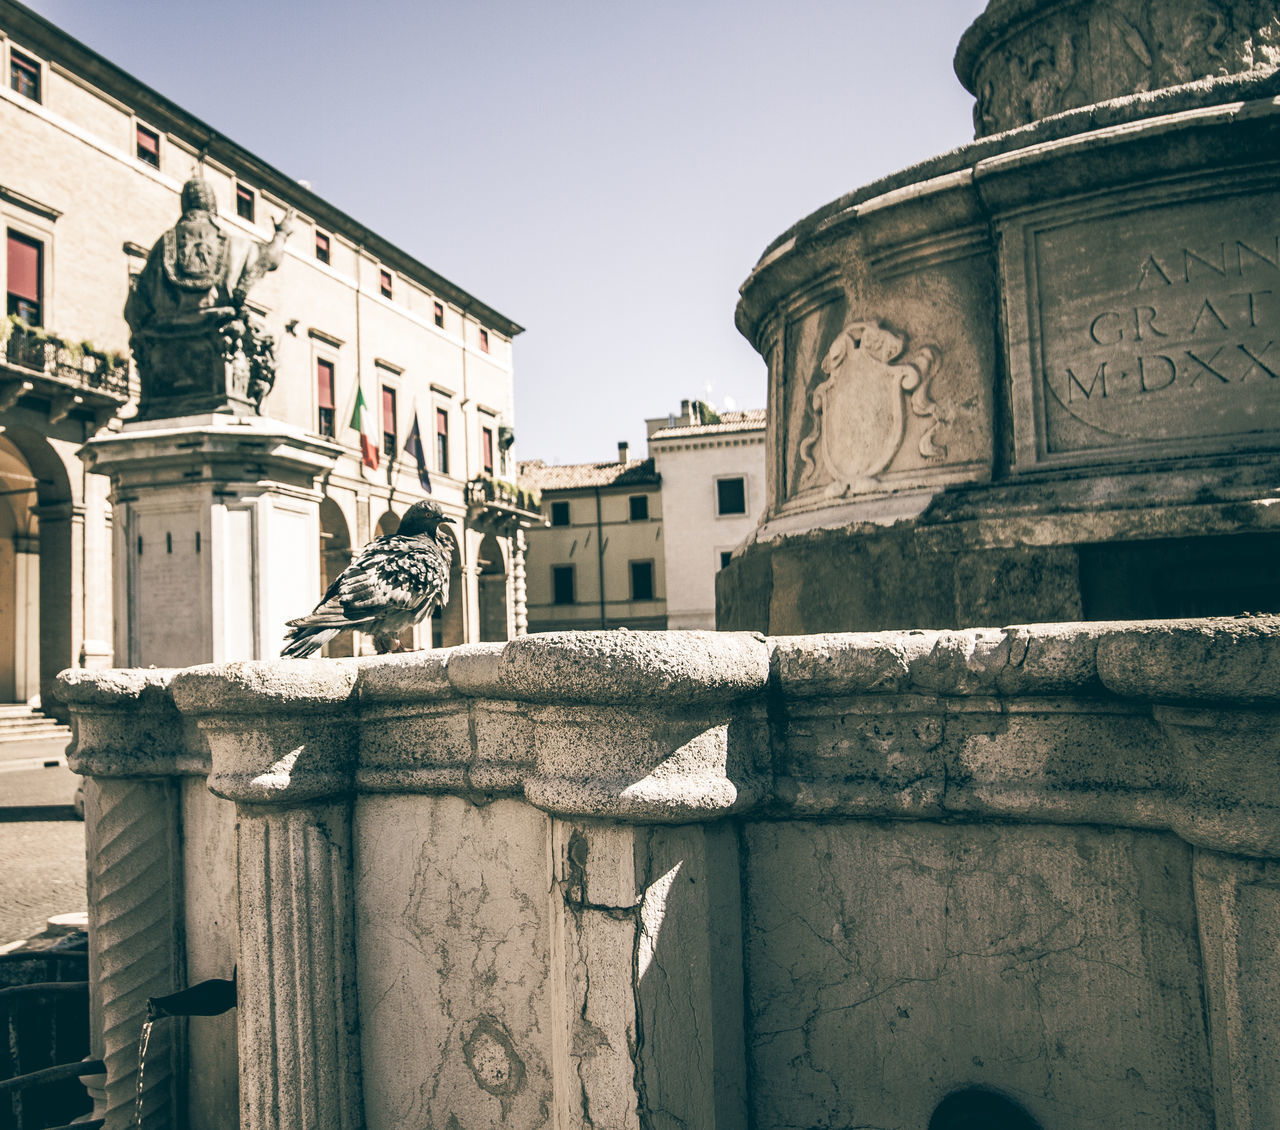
[1031,198,1280,456]
[793,320,947,499]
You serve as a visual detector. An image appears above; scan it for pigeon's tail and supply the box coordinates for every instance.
[281,626,340,659]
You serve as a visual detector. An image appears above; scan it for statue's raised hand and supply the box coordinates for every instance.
[273,209,297,239]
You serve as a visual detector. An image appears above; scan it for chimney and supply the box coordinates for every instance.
[618,441,629,463]
[680,399,691,422]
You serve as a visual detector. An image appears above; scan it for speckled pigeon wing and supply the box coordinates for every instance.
[334,535,445,619]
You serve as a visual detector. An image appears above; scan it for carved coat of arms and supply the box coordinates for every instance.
[163,214,228,291]
[796,320,947,497]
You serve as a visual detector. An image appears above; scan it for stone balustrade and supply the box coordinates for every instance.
[58,618,1280,1129]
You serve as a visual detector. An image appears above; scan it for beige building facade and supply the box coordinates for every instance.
[519,450,665,632]
[0,0,532,710]
[521,402,765,634]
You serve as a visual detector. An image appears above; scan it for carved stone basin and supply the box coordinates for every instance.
[720,0,1280,635]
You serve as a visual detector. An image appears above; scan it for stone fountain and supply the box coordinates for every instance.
[719,0,1280,633]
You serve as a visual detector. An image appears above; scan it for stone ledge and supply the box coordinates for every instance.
[54,620,1280,845]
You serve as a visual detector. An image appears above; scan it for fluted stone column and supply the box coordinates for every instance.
[59,669,187,1130]
[512,527,528,636]
[172,660,364,1130]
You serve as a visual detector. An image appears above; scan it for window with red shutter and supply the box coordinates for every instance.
[479,328,490,353]
[381,386,397,459]
[435,408,450,476]
[315,232,331,265]
[6,230,42,326]
[236,185,255,222]
[433,301,444,328]
[10,49,39,102]
[379,270,393,299]
[316,359,336,437]
[482,426,494,475]
[136,124,160,168]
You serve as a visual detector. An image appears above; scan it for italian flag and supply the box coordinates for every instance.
[350,384,379,470]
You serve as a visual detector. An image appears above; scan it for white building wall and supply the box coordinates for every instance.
[651,434,765,630]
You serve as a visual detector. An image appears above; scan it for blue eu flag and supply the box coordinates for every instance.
[403,413,432,493]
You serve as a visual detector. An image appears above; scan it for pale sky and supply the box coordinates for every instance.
[24,0,984,465]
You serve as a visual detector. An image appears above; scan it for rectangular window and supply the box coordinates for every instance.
[315,231,331,265]
[6,230,43,327]
[9,49,39,102]
[433,301,444,328]
[316,359,336,437]
[482,426,494,475]
[629,494,649,521]
[435,407,450,475]
[136,124,160,168]
[720,551,733,570]
[382,386,397,459]
[379,269,393,299]
[552,565,575,605]
[630,560,654,602]
[235,185,255,222]
[550,500,570,527]
[479,328,490,353]
[716,476,747,516]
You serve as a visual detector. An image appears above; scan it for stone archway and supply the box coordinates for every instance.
[476,532,509,643]
[319,497,353,658]
[0,428,73,711]
[376,509,400,537]
[433,525,464,649]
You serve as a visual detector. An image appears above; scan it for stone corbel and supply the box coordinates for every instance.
[49,392,84,424]
[170,660,363,1130]
[0,380,34,411]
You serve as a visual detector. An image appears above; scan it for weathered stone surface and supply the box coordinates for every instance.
[59,620,1280,1128]
[355,796,554,1129]
[726,0,1280,637]
[744,821,1214,1129]
[956,0,1280,138]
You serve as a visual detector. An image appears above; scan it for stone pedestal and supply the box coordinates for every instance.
[720,0,1280,634]
[81,415,341,667]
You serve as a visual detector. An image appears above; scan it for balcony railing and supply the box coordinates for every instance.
[466,474,543,522]
[5,327,132,400]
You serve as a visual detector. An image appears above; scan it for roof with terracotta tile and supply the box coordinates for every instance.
[518,457,661,492]
[647,409,766,441]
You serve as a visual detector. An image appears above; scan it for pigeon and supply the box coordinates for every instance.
[282,499,455,658]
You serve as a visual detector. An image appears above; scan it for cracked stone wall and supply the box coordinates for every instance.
[744,821,1213,1129]
[57,619,1280,1129]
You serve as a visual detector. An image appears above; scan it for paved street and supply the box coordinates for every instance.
[0,738,87,946]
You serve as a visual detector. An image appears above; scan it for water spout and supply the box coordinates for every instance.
[145,969,236,1020]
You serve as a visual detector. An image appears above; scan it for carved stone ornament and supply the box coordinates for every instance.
[795,320,947,498]
[958,0,1280,138]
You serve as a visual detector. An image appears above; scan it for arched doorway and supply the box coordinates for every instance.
[433,524,464,649]
[319,497,353,658]
[476,532,509,643]
[0,428,73,710]
[377,509,400,537]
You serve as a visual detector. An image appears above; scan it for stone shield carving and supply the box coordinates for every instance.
[796,320,945,497]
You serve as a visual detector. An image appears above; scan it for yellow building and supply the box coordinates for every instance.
[0,0,536,715]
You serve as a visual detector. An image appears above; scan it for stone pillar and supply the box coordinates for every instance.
[1194,850,1280,1130]
[58,669,188,1130]
[81,415,341,668]
[172,660,364,1130]
[512,527,528,636]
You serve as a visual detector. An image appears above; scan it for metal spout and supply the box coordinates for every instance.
[146,969,236,1020]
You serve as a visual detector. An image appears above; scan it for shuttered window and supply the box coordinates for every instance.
[136,124,160,168]
[316,359,335,437]
[6,230,42,326]
[382,386,397,458]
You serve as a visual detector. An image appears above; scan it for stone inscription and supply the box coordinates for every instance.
[1034,196,1280,455]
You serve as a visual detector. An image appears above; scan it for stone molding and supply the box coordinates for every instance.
[58,618,1280,855]
[955,0,1280,137]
